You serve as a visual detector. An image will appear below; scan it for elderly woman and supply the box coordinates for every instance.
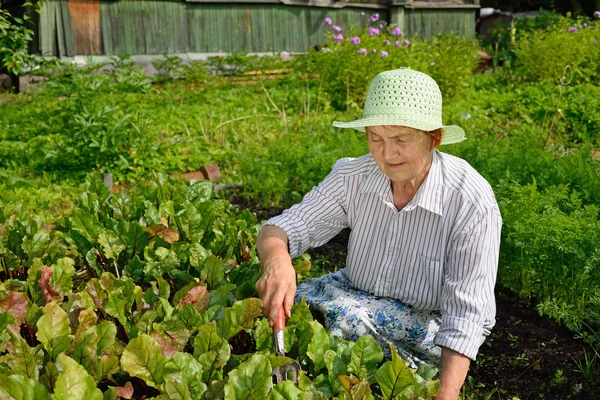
[255,68,501,400]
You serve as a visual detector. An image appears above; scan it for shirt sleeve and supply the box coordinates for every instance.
[265,159,350,259]
[434,206,502,360]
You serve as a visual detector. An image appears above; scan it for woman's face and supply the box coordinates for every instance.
[366,125,434,186]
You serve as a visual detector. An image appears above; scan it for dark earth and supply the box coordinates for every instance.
[227,193,600,399]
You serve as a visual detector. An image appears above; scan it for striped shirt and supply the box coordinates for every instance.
[267,149,502,360]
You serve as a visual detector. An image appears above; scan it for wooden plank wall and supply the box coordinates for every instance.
[38,0,475,57]
[68,0,102,54]
[404,8,476,39]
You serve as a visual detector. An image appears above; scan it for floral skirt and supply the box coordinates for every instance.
[295,269,442,369]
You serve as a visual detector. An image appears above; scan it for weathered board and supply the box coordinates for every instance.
[68,0,102,54]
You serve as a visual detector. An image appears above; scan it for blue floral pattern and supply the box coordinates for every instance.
[295,269,442,369]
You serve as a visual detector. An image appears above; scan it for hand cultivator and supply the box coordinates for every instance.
[271,305,302,384]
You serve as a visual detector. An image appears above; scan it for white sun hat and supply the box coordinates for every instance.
[333,68,466,145]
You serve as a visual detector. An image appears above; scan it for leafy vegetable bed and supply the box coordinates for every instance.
[0,177,439,399]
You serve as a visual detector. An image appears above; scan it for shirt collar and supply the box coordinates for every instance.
[358,150,444,216]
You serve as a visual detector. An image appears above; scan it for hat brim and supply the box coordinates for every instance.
[333,116,466,145]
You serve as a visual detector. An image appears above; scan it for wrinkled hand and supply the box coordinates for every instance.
[255,259,296,326]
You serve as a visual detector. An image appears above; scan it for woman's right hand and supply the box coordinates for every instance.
[255,225,297,326]
[256,259,296,326]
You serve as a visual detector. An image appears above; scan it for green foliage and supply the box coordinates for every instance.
[481,10,562,68]
[296,23,480,111]
[0,4,39,75]
[152,55,184,84]
[208,52,288,77]
[513,15,600,84]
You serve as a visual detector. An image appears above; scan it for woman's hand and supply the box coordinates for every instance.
[255,224,296,326]
[255,258,297,326]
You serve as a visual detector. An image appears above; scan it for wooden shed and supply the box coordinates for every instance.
[36,0,480,57]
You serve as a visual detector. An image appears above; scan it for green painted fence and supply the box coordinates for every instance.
[37,1,478,57]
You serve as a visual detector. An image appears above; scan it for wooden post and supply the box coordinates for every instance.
[103,173,113,194]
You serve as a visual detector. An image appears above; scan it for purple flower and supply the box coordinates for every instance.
[404,39,410,47]
[568,27,577,32]
[372,49,377,53]
[361,11,365,16]
[333,33,344,42]
[379,23,384,29]
[383,39,390,45]
[369,13,379,22]
[380,51,389,58]
[332,25,342,33]
[584,23,588,27]
[358,47,367,55]
[395,40,402,47]
[391,27,403,36]
[350,36,361,45]
[324,17,332,25]
[595,11,600,18]
[368,27,380,36]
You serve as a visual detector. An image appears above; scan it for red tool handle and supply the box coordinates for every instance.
[274,305,286,330]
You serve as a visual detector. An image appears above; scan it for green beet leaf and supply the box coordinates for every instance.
[175,204,204,243]
[415,363,438,381]
[105,291,128,327]
[98,230,126,261]
[287,300,314,362]
[50,258,75,297]
[72,330,99,373]
[0,312,16,331]
[53,354,103,400]
[143,201,162,226]
[203,304,225,324]
[121,334,168,387]
[307,321,332,373]
[0,325,43,380]
[209,283,236,308]
[193,323,230,382]
[324,350,346,394]
[218,298,262,340]
[270,381,302,400]
[197,341,230,383]
[162,373,192,400]
[119,220,149,260]
[347,335,383,382]
[21,229,50,259]
[200,256,226,290]
[74,308,98,340]
[188,242,210,269]
[313,374,334,398]
[168,352,205,393]
[123,255,144,282]
[69,210,102,248]
[187,181,213,204]
[204,379,226,400]
[338,375,373,400]
[35,302,72,360]
[96,321,117,353]
[224,353,272,400]
[252,318,272,352]
[0,374,51,400]
[178,304,203,329]
[95,353,120,382]
[374,344,416,400]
